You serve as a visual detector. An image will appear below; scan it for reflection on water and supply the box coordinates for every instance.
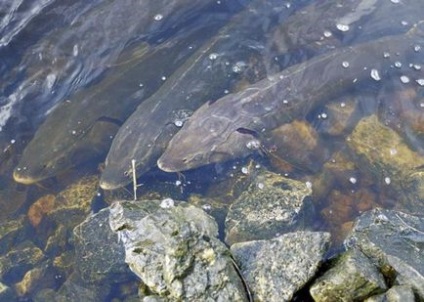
[0,0,424,300]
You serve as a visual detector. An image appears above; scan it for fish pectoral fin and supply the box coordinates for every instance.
[96,116,125,127]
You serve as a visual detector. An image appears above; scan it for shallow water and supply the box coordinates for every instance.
[1,0,424,300]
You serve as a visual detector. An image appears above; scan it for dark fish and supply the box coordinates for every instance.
[12,22,222,185]
[99,0,311,190]
[0,0,235,132]
[158,24,424,172]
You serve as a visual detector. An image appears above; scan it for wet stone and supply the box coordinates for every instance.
[45,175,99,227]
[310,248,387,301]
[0,241,45,282]
[365,285,416,302]
[109,200,248,301]
[344,208,424,300]
[73,206,130,284]
[347,115,424,213]
[14,264,54,298]
[0,281,15,301]
[231,231,331,302]
[225,170,314,245]
[0,215,27,255]
[51,272,110,302]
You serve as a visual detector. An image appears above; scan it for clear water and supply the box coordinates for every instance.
[1,0,424,300]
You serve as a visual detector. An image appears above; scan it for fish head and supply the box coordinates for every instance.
[13,118,118,185]
[157,102,259,172]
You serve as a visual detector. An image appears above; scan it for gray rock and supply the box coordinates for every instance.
[345,208,424,299]
[225,171,314,245]
[365,285,416,302]
[53,272,110,302]
[310,248,387,301]
[110,200,248,301]
[73,207,131,284]
[231,231,330,302]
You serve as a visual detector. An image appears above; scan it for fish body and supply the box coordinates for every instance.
[158,25,424,172]
[99,0,310,190]
[13,21,222,184]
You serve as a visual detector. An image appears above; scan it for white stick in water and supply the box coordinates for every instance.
[131,159,137,200]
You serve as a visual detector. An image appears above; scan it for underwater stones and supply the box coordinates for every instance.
[310,248,387,301]
[225,170,314,245]
[347,114,424,213]
[231,231,330,302]
[110,200,248,301]
[73,207,130,284]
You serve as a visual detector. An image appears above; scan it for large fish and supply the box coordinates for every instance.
[12,21,222,185]
[99,0,311,190]
[0,0,238,133]
[158,24,424,172]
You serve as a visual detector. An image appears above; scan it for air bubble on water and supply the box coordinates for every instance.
[383,52,390,58]
[255,164,261,169]
[202,204,212,211]
[394,61,402,68]
[414,45,421,52]
[390,0,400,3]
[401,21,408,26]
[257,183,264,190]
[246,140,260,150]
[71,130,76,135]
[73,44,79,57]
[174,120,183,127]
[283,99,288,104]
[400,75,410,83]
[139,83,144,87]
[323,30,332,38]
[161,76,166,81]
[224,89,229,94]
[285,2,291,8]
[160,198,174,208]
[209,53,218,60]
[154,14,163,21]
[413,64,421,70]
[340,102,346,108]
[321,112,328,119]
[349,177,357,184]
[416,79,424,86]
[241,167,249,174]
[232,61,246,73]
[305,181,312,189]
[342,61,349,68]
[336,24,349,32]
[370,69,381,81]
[175,180,182,186]
[390,148,398,155]
[384,177,391,185]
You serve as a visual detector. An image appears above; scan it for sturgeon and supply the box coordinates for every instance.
[158,24,424,172]
[99,0,311,190]
[12,21,222,184]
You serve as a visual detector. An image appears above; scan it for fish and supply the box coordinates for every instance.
[12,21,223,185]
[98,0,311,190]
[157,23,424,172]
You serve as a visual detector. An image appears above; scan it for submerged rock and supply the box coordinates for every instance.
[231,231,330,302]
[73,207,130,284]
[110,200,248,301]
[225,170,314,245]
[345,208,424,300]
[347,115,424,213]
